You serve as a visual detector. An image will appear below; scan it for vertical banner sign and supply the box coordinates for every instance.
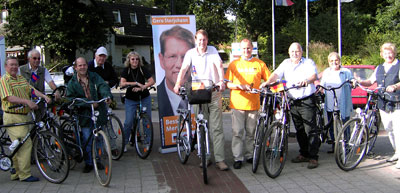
[152,15,196,153]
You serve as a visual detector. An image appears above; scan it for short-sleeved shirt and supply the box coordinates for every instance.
[181,46,222,83]
[121,66,152,101]
[273,57,317,99]
[225,57,271,110]
[0,72,33,114]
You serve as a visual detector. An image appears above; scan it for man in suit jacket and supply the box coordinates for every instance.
[88,46,119,88]
[157,26,195,119]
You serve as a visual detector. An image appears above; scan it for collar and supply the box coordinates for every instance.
[196,46,208,56]
[383,59,399,67]
[241,56,253,61]
[5,72,17,80]
[77,72,89,82]
[94,60,104,69]
[28,63,39,72]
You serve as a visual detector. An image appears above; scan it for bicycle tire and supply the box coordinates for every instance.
[333,114,342,141]
[199,125,208,184]
[335,118,368,171]
[262,122,288,178]
[34,131,70,184]
[92,130,112,186]
[252,116,266,173]
[60,120,79,169]
[108,115,125,160]
[177,115,191,164]
[135,114,153,159]
[366,111,380,155]
[316,108,327,143]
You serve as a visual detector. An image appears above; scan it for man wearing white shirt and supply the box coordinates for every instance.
[261,42,320,169]
[174,29,228,171]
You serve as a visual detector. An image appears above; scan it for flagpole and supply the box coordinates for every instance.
[272,0,276,69]
[306,0,309,58]
[338,0,342,56]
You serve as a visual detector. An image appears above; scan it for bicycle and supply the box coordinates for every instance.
[248,86,278,173]
[105,106,124,160]
[315,80,353,149]
[60,97,112,186]
[262,83,300,178]
[334,84,383,171]
[121,86,155,159]
[0,98,69,184]
[177,79,218,184]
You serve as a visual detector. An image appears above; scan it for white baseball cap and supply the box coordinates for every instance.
[95,46,108,56]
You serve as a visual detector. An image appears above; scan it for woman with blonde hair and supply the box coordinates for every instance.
[120,51,155,152]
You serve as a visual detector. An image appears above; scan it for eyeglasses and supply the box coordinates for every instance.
[32,57,40,60]
[131,58,140,61]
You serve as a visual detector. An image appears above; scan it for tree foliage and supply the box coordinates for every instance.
[3,0,112,63]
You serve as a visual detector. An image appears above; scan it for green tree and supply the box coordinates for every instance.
[3,0,112,63]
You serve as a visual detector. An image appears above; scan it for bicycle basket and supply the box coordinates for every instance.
[185,79,213,104]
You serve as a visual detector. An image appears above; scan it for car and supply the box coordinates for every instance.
[45,72,65,94]
[344,65,377,107]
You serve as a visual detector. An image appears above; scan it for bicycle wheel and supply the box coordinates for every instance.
[199,125,208,184]
[60,120,78,169]
[335,118,368,171]
[134,114,153,159]
[262,122,288,178]
[252,117,266,173]
[366,111,380,155]
[92,130,112,186]
[177,115,191,164]
[108,115,125,160]
[33,131,69,184]
[333,115,343,141]
[316,108,327,143]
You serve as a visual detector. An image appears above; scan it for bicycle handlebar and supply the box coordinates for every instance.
[68,97,110,109]
[8,97,43,110]
[316,79,353,91]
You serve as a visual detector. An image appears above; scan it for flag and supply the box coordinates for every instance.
[275,0,294,6]
[31,89,38,100]
[341,0,354,2]
[31,72,39,83]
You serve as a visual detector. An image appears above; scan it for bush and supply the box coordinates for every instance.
[341,55,362,66]
[308,42,335,73]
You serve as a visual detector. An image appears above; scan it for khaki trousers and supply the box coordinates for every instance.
[4,113,33,181]
[193,92,225,162]
[231,109,257,161]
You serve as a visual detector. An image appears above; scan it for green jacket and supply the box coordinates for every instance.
[66,71,112,127]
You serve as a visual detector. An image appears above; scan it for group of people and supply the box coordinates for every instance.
[2,29,400,184]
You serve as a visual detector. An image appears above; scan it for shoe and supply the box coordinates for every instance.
[124,146,128,153]
[246,158,253,164]
[395,162,400,169]
[233,161,242,169]
[199,160,212,168]
[22,176,39,182]
[82,164,93,173]
[386,155,398,162]
[327,144,334,154]
[291,155,309,163]
[307,159,318,169]
[112,149,119,157]
[11,177,19,181]
[216,161,229,171]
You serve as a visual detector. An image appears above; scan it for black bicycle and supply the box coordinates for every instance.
[0,98,69,183]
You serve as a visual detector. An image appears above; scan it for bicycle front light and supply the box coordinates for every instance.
[274,109,283,120]
[142,106,147,112]
[355,108,362,117]
[197,114,204,120]
[94,111,100,117]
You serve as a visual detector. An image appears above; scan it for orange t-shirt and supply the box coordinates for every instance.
[224,57,271,110]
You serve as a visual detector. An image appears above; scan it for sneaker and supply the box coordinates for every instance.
[386,155,398,162]
[291,155,309,163]
[124,146,128,153]
[246,158,253,164]
[82,164,93,173]
[199,160,212,168]
[307,159,318,169]
[233,161,242,169]
[22,176,39,182]
[216,161,229,171]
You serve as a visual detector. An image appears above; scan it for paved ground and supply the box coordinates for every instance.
[1,93,400,192]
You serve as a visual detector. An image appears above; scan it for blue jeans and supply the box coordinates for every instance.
[81,125,94,166]
[123,96,152,145]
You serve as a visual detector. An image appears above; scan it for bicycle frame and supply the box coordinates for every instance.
[196,105,210,160]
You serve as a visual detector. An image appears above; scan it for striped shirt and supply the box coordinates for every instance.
[0,72,33,114]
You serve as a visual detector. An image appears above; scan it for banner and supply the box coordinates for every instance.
[152,15,196,153]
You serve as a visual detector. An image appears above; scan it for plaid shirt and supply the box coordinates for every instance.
[0,72,34,114]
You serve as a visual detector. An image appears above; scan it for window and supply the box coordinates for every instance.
[145,15,151,26]
[130,12,138,24]
[113,10,121,23]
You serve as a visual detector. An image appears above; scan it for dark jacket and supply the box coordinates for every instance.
[19,64,46,92]
[88,60,119,88]
[157,78,174,119]
[66,71,112,127]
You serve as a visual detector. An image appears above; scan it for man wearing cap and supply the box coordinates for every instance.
[88,46,119,88]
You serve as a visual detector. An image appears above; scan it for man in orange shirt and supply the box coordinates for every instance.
[225,39,270,169]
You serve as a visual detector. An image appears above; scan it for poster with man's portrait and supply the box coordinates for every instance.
[152,15,196,152]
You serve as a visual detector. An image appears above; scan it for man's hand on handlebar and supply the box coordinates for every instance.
[216,81,226,92]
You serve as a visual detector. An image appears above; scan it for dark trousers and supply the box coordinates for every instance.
[291,94,320,160]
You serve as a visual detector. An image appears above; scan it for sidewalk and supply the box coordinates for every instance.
[1,100,400,192]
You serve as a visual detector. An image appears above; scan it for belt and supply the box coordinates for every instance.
[4,111,28,115]
[294,94,314,101]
